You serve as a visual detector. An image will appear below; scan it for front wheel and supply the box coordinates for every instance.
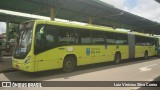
[63,56,76,72]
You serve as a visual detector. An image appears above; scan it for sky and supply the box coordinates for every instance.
[0,0,160,34]
[0,22,6,34]
[100,0,160,22]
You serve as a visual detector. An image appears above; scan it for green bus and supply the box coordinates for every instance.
[12,20,156,72]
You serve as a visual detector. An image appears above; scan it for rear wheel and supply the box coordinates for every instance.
[114,53,121,64]
[63,56,76,72]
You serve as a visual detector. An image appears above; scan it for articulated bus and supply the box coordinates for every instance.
[12,20,156,72]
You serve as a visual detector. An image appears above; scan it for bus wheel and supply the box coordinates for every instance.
[63,56,76,72]
[144,51,148,59]
[114,53,121,64]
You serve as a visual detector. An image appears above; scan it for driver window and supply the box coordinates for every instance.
[35,24,58,54]
[35,25,46,47]
[35,25,46,54]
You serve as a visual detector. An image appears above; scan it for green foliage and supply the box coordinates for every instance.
[9,23,19,39]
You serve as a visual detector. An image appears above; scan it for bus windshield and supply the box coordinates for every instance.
[14,21,34,59]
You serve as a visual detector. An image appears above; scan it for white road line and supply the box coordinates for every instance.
[139,64,157,72]
[144,64,157,68]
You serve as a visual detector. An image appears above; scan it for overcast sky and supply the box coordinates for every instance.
[0,0,160,34]
[0,22,6,34]
[100,0,160,22]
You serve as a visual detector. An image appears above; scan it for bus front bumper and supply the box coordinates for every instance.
[12,58,35,72]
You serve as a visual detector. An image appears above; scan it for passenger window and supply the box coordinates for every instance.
[78,29,91,44]
[105,32,115,45]
[59,27,76,44]
[92,31,105,44]
[115,33,128,45]
[45,25,58,45]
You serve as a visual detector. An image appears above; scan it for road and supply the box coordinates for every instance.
[0,57,160,90]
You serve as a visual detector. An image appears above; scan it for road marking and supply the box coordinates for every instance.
[139,64,157,72]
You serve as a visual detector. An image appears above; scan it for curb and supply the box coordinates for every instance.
[0,68,17,73]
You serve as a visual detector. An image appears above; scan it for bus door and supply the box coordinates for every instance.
[34,25,60,71]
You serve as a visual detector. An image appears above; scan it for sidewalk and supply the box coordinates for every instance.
[0,56,17,73]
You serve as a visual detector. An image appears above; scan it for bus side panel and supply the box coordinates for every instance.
[104,45,116,62]
[74,45,107,66]
[135,46,144,58]
[73,45,93,66]
[35,48,65,72]
[100,45,129,62]
[73,45,117,66]
[135,46,156,58]
[148,45,156,56]
[117,45,129,60]
[87,45,106,64]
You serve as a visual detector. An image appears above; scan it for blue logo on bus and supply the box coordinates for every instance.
[86,48,90,56]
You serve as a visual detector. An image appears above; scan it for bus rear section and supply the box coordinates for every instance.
[128,33,156,59]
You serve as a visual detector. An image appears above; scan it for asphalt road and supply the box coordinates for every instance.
[0,57,160,90]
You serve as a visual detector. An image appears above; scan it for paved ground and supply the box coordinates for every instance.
[0,57,160,90]
[0,50,15,73]
[0,56,16,73]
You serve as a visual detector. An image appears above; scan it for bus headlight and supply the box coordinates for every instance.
[25,56,31,64]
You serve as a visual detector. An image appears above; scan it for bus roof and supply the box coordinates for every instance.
[34,20,154,38]
[34,20,127,34]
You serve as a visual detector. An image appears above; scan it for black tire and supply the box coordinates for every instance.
[63,56,76,72]
[144,51,148,59]
[114,53,121,64]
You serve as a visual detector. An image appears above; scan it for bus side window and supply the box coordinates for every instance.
[35,24,59,54]
[59,27,76,44]
[35,25,46,54]
[35,25,45,45]
[45,25,58,49]
[78,29,91,44]
[115,33,128,45]
[105,32,115,45]
[92,31,105,44]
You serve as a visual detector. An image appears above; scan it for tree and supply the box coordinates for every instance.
[9,23,19,40]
